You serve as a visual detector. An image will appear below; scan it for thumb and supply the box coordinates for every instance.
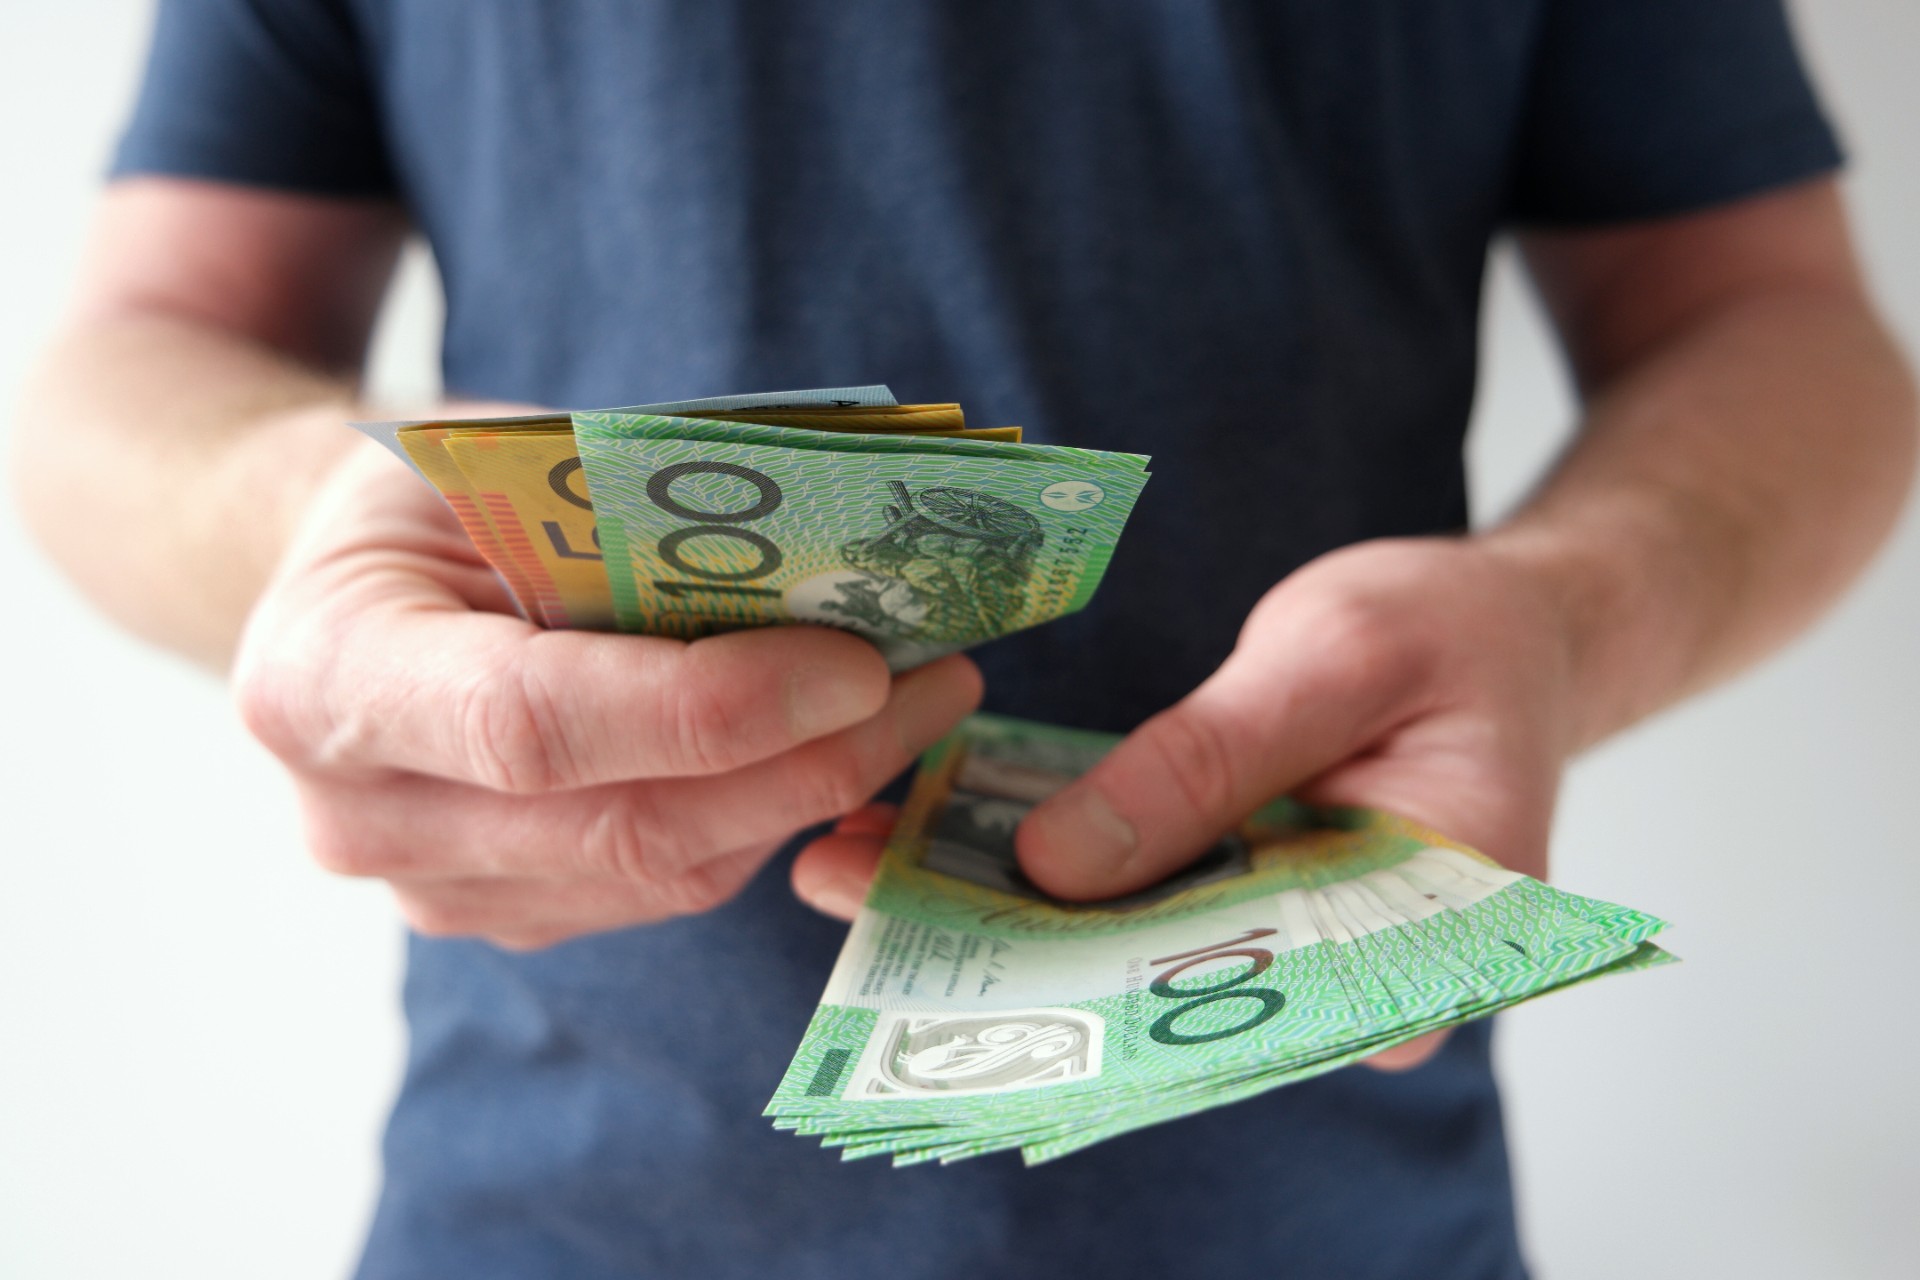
[1016,623,1416,900]
[790,803,898,920]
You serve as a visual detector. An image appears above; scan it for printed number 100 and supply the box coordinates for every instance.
[644,461,787,599]
[1146,927,1285,1046]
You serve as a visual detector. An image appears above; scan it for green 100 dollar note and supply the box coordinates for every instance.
[574,412,1149,669]
[768,714,1675,1166]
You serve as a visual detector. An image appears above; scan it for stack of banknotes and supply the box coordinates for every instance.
[767,714,1675,1166]
[357,386,1149,667]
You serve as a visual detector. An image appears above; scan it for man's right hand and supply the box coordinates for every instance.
[233,439,983,950]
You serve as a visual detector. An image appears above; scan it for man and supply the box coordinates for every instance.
[15,1,1913,1276]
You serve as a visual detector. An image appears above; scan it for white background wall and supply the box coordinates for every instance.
[1,3,1912,1276]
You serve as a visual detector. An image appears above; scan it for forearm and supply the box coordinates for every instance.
[12,311,366,668]
[1483,286,1917,751]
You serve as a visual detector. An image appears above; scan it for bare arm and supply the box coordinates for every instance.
[1496,177,1918,748]
[14,177,982,946]
[13,178,406,667]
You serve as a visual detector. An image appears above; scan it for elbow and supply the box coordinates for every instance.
[1866,318,1920,522]
[8,349,81,571]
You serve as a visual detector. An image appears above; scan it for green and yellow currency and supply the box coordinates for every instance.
[396,422,556,626]
[398,402,1034,636]
[363,387,1149,667]
[576,413,1149,667]
[767,714,1675,1166]
[442,428,618,630]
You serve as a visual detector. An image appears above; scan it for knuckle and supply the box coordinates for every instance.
[580,791,687,882]
[234,620,378,775]
[660,858,753,918]
[1296,592,1418,695]
[792,742,876,825]
[393,891,475,939]
[301,806,389,878]
[232,648,320,764]
[455,664,568,794]
[662,670,750,775]
[665,875,731,917]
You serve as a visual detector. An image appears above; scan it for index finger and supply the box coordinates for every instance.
[240,573,894,790]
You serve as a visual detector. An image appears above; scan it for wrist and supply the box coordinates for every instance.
[1475,496,1729,753]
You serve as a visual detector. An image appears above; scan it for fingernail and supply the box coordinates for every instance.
[1039,787,1138,869]
[812,869,868,919]
[785,666,876,740]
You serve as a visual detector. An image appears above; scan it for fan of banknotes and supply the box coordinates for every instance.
[767,714,1675,1166]
[356,385,1149,667]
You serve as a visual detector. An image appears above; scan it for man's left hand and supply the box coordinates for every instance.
[793,535,1584,1071]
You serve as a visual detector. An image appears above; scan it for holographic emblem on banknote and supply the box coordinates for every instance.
[847,1011,1105,1098]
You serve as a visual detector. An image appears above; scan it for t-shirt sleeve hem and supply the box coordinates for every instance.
[109,119,397,200]
[1505,113,1845,230]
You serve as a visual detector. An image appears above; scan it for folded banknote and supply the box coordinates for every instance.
[356,386,1149,667]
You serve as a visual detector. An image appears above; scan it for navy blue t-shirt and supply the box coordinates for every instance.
[115,3,1838,1277]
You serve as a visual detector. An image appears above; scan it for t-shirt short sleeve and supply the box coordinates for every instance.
[110,0,394,197]
[1506,0,1842,226]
